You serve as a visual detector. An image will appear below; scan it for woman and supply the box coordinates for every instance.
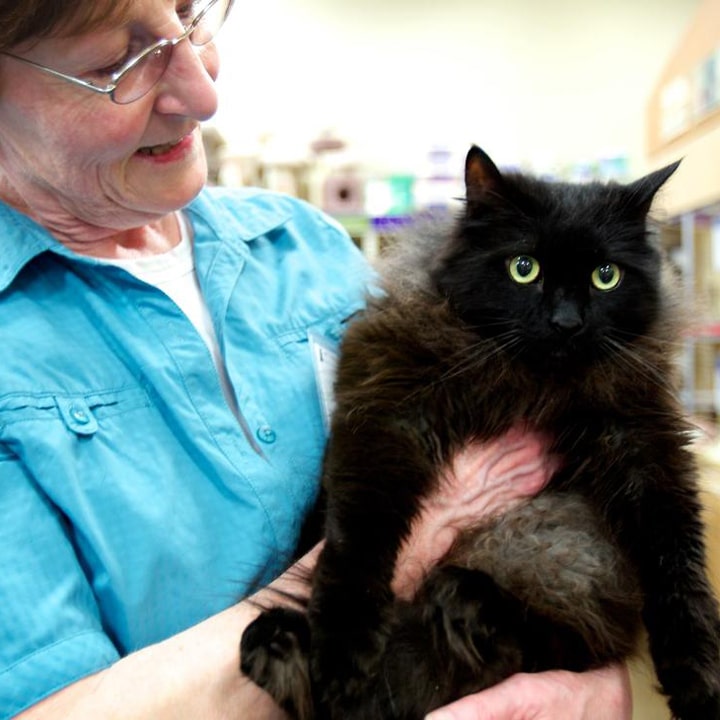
[0,0,630,717]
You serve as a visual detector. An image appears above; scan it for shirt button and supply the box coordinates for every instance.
[256,425,277,444]
[69,405,90,424]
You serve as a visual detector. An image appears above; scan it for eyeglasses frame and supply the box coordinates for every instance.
[0,0,232,104]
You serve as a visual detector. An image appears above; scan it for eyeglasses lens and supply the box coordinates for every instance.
[190,0,229,46]
[112,0,229,104]
[113,45,172,104]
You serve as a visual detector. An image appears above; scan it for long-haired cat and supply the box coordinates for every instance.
[240,146,720,719]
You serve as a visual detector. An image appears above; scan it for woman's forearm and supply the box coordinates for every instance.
[16,601,282,719]
[16,547,321,720]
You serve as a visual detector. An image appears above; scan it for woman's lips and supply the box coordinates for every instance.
[137,140,181,156]
[135,133,194,162]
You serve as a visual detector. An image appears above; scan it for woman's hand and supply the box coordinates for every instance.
[425,664,632,720]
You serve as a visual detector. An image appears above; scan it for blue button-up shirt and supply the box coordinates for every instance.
[0,187,371,717]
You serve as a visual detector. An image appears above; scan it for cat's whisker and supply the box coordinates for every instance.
[435,333,521,385]
[601,346,661,391]
[600,341,689,418]
[601,335,668,389]
[398,335,522,407]
[611,327,687,352]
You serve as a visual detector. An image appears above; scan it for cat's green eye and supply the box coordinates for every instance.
[591,263,622,291]
[508,255,541,285]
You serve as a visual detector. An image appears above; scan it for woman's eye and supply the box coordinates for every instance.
[86,35,149,81]
[177,1,200,23]
[90,58,128,79]
[88,51,134,81]
[591,263,623,291]
[508,255,541,285]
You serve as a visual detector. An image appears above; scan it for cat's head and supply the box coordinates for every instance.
[432,146,680,375]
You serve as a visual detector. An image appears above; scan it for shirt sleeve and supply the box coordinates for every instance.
[0,447,119,719]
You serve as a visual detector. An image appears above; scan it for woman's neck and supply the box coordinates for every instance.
[0,175,182,259]
[61,213,182,259]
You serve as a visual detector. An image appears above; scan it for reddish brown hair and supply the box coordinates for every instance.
[0,0,133,51]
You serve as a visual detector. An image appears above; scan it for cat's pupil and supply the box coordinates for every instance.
[598,265,615,283]
[516,257,533,277]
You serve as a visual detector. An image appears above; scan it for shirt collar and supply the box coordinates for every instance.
[0,201,59,293]
[0,186,293,293]
[186,187,292,242]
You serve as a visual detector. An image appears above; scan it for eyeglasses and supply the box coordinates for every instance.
[0,0,233,104]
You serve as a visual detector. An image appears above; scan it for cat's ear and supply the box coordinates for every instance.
[625,160,681,215]
[465,145,505,204]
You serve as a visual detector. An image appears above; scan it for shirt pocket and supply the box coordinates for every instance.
[0,387,151,478]
[0,387,150,432]
[274,308,361,363]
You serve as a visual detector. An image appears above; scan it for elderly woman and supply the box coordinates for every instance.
[0,1,631,718]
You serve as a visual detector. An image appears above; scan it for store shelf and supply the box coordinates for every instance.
[646,0,720,417]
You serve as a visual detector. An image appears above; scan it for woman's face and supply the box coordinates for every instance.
[0,0,221,237]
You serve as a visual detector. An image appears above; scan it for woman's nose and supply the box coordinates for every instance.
[153,39,219,120]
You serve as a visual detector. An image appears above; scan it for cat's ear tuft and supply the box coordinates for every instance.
[465,145,504,203]
[626,159,681,215]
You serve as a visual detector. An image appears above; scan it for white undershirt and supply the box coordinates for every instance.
[94,213,239,416]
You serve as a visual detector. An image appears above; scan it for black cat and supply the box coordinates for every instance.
[241,146,720,719]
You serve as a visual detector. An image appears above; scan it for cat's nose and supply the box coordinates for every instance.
[550,299,583,334]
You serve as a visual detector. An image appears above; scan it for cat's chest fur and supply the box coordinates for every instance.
[334,291,656,458]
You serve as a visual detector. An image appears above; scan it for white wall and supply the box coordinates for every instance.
[212,0,700,177]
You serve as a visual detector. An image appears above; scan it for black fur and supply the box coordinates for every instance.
[241,146,720,719]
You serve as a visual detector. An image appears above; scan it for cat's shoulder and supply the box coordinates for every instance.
[374,212,457,297]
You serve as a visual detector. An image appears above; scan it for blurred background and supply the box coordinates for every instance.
[207,3,720,716]
[207,0,719,419]
[213,0,694,179]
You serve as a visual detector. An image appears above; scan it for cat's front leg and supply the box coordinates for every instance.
[307,530,402,715]
[307,430,436,715]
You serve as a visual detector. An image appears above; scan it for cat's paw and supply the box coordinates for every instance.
[419,565,525,682]
[656,623,720,720]
[240,607,313,720]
